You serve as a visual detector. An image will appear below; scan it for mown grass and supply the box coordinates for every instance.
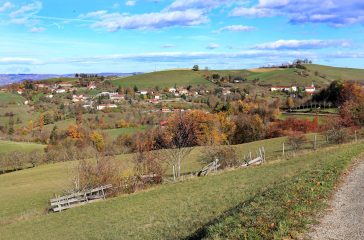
[0,140,45,153]
[0,140,362,240]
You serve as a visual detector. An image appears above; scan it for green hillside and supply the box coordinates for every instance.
[111,65,364,90]
[111,70,212,88]
[0,142,362,239]
[0,140,45,154]
[305,64,364,82]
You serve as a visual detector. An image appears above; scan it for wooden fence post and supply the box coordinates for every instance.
[314,134,317,150]
[282,142,285,157]
[355,130,358,142]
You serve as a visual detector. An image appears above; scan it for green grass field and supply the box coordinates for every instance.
[112,70,213,88]
[0,92,39,128]
[103,126,146,140]
[0,141,362,240]
[306,64,364,82]
[110,64,364,90]
[0,140,45,154]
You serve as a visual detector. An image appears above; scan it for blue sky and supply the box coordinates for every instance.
[0,0,364,74]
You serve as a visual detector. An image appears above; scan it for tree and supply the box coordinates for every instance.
[286,96,294,111]
[162,112,197,181]
[90,131,105,152]
[49,125,58,145]
[192,65,199,71]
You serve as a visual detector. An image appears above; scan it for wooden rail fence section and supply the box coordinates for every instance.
[197,147,266,176]
[50,184,112,212]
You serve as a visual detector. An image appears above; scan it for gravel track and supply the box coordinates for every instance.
[309,160,364,240]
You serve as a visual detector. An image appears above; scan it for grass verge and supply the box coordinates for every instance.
[187,144,363,240]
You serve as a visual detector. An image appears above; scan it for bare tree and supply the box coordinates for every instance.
[162,112,197,181]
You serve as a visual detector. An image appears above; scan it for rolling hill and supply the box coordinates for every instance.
[110,64,364,89]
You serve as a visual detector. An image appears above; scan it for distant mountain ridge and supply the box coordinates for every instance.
[0,73,143,86]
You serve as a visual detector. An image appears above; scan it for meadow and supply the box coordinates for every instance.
[0,141,362,239]
[111,64,364,91]
[0,140,44,154]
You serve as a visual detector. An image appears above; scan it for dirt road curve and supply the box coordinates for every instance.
[309,160,364,240]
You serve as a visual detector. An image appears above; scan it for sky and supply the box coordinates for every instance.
[0,0,364,74]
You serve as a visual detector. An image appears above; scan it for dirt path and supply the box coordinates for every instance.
[308,160,364,240]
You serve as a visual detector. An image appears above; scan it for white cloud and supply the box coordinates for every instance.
[216,25,256,32]
[30,26,46,33]
[10,1,42,18]
[83,9,209,31]
[0,57,41,65]
[167,0,228,11]
[125,1,136,6]
[206,43,220,49]
[0,1,12,12]
[230,0,364,27]
[254,39,351,50]
[162,44,175,48]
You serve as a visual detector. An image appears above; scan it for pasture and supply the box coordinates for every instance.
[0,142,362,239]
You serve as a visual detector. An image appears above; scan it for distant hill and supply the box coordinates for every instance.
[111,65,364,89]
[0,73,143,86]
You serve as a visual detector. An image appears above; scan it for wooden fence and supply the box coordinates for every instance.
[50,184,112,212]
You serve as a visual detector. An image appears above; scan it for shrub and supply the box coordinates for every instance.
[202,145,239,169]
[287,132,307,151]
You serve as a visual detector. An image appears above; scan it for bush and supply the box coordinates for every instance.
[326,128,348,144]
[287,132,307,151]
[202,145,239,169]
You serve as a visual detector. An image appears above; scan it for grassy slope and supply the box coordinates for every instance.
[0,92,38,127]
[306,64,364,82]
[112,70,213,88]
[0,140,45,153]
[110,64,364,90]
[0,136,291,228]
[103,126,146,140]
[0,142,362,239]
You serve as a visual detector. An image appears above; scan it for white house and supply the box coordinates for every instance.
[168,88,176,93]
[55,89,66,94]
[270,86,298,92]
[110,94,124,102]
[305,84,316,94]
[97,104,118,110]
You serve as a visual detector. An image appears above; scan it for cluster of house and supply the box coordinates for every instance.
[270,83,316,94]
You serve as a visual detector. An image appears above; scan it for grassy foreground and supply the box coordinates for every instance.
[0,142,362,239]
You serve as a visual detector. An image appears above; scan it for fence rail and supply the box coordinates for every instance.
[50,184,112,212]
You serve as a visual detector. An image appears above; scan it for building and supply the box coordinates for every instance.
[138,90,148,95]
[97,104,118,110]
[55,89,66,94]
[168,87,176,93]
[270,86,298,92]
[87,82,96,90]
[305,84,316,94]
[72,95,89,103]
[110,94,124,102]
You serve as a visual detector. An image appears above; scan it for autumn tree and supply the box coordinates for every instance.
[162,111,197,181]
[90,131,105,152]
[286,96,294,111]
